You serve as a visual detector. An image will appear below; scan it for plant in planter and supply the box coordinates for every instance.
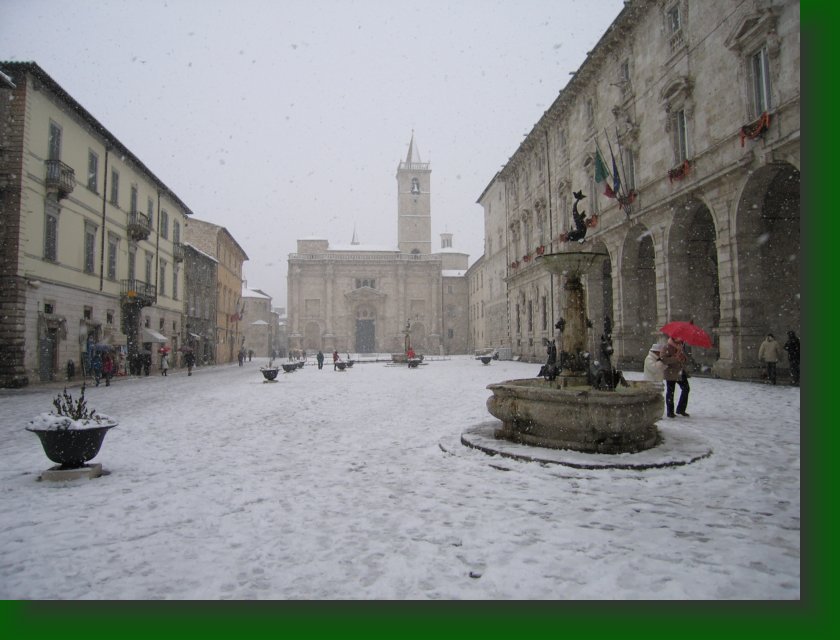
[26,386,117,470]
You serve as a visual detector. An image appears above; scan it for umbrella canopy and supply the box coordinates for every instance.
[91,343,115,352]
[177,346,194,353]
[660,321,713,348]
[158,346,171,354]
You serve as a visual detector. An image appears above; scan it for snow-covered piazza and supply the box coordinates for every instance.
[0,356,799,599]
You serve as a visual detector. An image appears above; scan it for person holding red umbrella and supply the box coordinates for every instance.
[660,336,690,417]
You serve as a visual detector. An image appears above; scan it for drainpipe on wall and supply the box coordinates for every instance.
[544,129,555,330]
[99,148,109,291]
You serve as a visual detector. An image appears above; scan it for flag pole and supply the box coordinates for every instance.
[605,129,631,218]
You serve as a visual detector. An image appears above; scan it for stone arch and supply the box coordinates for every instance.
[734,162,800,355]
[354,304,376,353]
[409,322,427,353]
[619,224,657,366]
[667,198,721,372]
[584,239,614,349]
[303,321,322,352]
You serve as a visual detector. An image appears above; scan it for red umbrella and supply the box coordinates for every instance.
[158,346,171,354]
[660,321,713,348]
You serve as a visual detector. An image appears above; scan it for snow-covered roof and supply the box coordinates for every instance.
[181,242,218,263]
[442,270,466,278]
[242,287,271,300]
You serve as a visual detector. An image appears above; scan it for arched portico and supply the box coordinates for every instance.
[666,198,721,373]
[618,224,657,367]
[732,162,800,376]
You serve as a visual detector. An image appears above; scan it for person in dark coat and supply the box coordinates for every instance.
[92,353,103,387]
[660,336,690,417]
[184,351,196,376]
[332,350,340,370]
[316,351,325,370]
[784,330,800,386]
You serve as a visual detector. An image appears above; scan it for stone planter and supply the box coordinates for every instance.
[281,363,297,373]
[487,379,663,454]
[26,423,117,470]
[260,368,279,381]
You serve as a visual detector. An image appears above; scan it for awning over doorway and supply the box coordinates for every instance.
[142,328,168,343]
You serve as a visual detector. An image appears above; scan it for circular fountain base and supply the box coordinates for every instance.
[486,378,664,454]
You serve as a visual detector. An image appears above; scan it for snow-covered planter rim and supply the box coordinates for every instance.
[27,412,117,432]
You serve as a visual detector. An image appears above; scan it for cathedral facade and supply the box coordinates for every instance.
[286,135,469,356]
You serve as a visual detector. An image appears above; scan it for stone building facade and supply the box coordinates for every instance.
[0,62,191,386]
[182,242,218,366]
[184,218,249,365]
[287,134,469,356]
[469,0,799,379]
[240,286,276,359]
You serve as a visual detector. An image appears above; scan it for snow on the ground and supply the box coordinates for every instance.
[0,356,800,599]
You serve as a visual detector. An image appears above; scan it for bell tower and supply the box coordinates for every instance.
[396,131,431,254]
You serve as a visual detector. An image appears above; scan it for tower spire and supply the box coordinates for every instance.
[405,129,421,164]
[351,223,360,245]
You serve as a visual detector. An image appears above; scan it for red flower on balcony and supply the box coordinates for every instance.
[740,112,771,147]
[511,260,520,269]
[536,245,545,256]
[668,160,691,183]
[523,254,532,263]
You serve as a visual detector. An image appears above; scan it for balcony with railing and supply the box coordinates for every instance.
[120,278,156,307]
[44,159,76,199]
[127,210,152,241]
[173,242,185,263]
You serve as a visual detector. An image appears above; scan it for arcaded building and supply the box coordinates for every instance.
[286,135,469,356]
[470,0,799,379]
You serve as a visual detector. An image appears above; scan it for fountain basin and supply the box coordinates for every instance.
[486,379,664,454]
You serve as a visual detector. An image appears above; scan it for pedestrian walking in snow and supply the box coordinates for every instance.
[185,351,196,376]
[161,354,170,376]
[92,353,103,387]
[758,333,784,385]
[332,350,340,370]
[784,330,800,386]
[316,351,324,370]
[102,353,114,386]
[660,336,690,417]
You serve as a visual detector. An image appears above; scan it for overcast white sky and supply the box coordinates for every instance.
[2,0,625,306]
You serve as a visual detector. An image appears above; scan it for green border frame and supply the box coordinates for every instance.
[1,0,832,637]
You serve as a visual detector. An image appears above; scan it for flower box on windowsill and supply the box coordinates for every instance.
[668,160,691,183]
[740,112,771,147]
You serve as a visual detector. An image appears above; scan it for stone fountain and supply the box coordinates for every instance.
[486,250,664,454]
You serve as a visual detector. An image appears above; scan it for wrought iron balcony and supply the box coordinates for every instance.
[120,278,156,307]
[127,210,152,241]
[173,242,185,263]
[44,159,76,199]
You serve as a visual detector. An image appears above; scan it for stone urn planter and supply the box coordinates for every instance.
[26,387,116,470]
[260,367,280,381]
[281,363,297,373]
